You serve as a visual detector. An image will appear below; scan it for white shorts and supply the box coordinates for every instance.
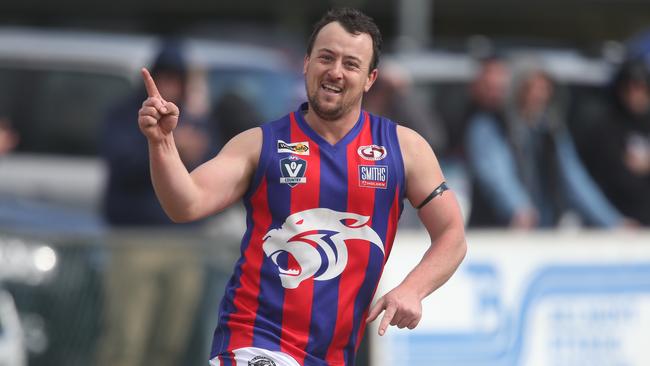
[210,347,301,366]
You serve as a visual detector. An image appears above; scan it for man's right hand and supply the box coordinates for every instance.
[138,68,180,143]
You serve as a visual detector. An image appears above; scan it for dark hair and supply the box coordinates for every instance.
[610,58,650,108]
[306,8,382,72]
[612,59,650,89]
[151,39,187,80]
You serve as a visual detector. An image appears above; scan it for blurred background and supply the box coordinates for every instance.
[1,0,650,365]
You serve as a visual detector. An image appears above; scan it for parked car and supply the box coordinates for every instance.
[0,26,302,227]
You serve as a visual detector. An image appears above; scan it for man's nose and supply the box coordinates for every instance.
[327,60,344,79]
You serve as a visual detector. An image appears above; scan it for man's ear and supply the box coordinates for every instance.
[364,68,379,92]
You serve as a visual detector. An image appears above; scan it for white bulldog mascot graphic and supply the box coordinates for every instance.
[262,208,384,289]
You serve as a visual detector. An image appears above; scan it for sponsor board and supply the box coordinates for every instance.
[370,231,650,366]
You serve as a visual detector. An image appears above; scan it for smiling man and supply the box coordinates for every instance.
[137,8,466,366]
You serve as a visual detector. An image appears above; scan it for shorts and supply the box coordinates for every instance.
[210,347,301,366]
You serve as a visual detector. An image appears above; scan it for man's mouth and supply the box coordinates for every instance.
[321,83,343,94]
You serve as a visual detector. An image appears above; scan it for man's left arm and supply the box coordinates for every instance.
[367,126,467,336]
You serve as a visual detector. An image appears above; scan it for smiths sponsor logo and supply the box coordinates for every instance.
[280,156,307,187]
[357,145,387,161]
[277,140,309,155]
[359,165,388,189]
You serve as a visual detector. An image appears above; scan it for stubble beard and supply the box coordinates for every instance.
[307,86,363,122]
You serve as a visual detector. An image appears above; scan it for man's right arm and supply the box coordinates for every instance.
[148,127,261,223]
[138,67,261,223]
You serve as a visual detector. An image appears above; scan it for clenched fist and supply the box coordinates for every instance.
[138,68,181,143]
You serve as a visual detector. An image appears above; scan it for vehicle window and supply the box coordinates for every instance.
[0,67,131,156]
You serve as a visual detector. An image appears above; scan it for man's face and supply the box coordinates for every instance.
[303,21,377,121]
[155,71,185,104]
[621,81,650,116]
[474,61,510,110]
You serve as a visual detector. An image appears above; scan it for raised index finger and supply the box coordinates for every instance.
[141,68,161,98]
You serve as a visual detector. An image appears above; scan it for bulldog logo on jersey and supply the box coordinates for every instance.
[262,208,384,289]
[279,156,307,187]
[357,144,387,161]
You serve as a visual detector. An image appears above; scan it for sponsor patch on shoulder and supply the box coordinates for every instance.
[359,165,388,189]
[357,144,387,161]
[278,140,309,155]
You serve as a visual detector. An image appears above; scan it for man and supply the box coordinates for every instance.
[463,57,540,228]
[579,59,650,225]
[138,8,466,366]
[465,59,626,229]
[103,40,210,225]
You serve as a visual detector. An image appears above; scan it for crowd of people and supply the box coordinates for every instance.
[364,53,650,230]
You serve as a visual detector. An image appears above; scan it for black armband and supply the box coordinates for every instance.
[416,182,449,209]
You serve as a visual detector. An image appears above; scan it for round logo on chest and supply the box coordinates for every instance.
[357,144,387,161]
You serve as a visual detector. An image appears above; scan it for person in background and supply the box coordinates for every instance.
[363,61,450,228]
[96,40,207,366]
[101,40,211,226]
[211,91,261,147]
[0,116,18,155]
[363,60,448,153]
[465,61,627,229]
[579,59,650,225]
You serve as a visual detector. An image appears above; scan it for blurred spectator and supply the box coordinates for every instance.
[363,61,447,152]
[211,91,261,146]
[0,116,19,154]
[96,40,206,366]
[101,40,211,225]
[465,61,626,229]
[578,59,650,225]
[363,61,450,228]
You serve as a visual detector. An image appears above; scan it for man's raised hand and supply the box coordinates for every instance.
[138,68,180,142]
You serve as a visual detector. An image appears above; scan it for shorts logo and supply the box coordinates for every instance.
[278,140,309,155]
[358,145,387,161]
[248,356,276,366]
[280,156,307,187]
[359,165,388,189]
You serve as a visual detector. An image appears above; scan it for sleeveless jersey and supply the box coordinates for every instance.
[211,103,406,366]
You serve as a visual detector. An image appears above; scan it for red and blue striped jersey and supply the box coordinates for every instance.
[211,103,406,366]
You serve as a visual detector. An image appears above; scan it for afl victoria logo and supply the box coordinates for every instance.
[358,145,387,161]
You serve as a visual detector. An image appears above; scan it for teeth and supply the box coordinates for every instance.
[322,84,342,93]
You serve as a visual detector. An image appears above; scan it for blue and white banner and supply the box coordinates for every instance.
[370,231,650,366]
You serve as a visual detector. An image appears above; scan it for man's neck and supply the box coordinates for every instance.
[303,104,362,145]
